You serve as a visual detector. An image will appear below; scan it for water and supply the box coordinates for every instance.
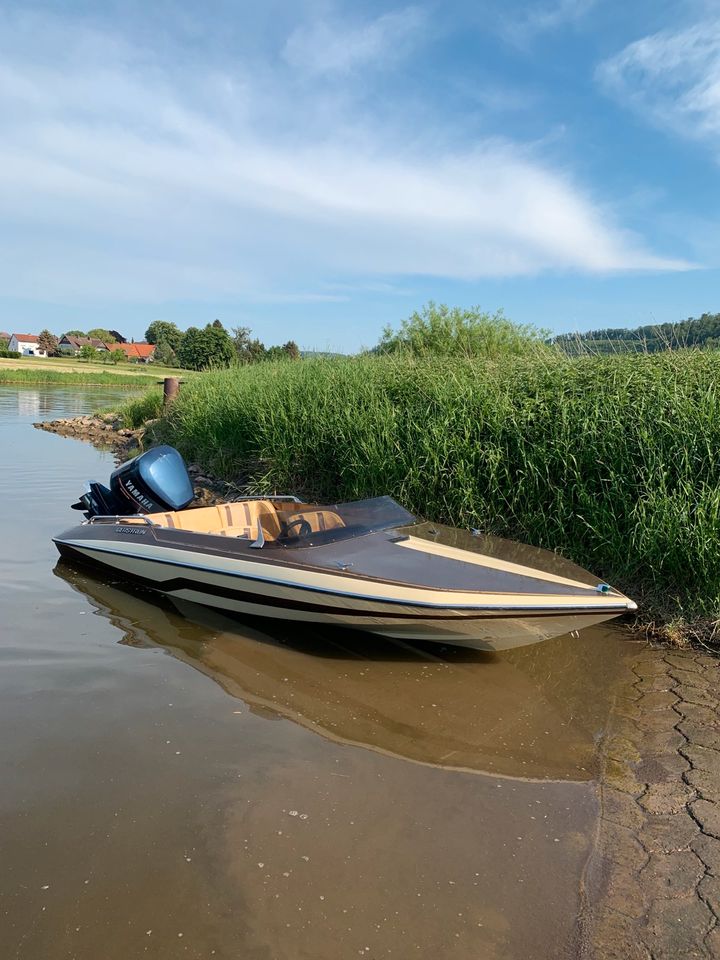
[0,386,642,960]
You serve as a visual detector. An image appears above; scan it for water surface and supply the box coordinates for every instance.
[0,386,641,960]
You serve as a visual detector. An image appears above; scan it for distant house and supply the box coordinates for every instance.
[109,342,156,363]
[58,335,110,355]
[8,334,47,357]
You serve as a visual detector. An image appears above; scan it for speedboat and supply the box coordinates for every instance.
[53,445,637,651]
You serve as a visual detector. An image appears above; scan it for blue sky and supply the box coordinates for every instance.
[2,0,718,350]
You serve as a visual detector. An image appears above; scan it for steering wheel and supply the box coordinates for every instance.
[283,516,313,540]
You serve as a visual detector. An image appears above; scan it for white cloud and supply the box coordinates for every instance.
[597,19,720,149]
[0,9,688,306]
[282,7,426,75]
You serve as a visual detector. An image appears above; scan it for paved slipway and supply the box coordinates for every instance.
[582,647,720,959]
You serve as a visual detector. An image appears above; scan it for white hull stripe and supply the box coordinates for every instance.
[397,536,595,590]
[59,538,634,613]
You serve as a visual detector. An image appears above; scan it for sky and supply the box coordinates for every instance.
[1,0,719,351]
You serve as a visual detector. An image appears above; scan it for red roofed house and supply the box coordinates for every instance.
[109,342,156,363]
[58,335,110,355]
[8,334,47,357]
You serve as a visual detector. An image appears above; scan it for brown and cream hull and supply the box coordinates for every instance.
[53,523,636,651]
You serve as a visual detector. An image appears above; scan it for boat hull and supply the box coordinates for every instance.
[54,532,632,652]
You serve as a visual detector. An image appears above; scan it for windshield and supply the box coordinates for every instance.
[269,495,416,548]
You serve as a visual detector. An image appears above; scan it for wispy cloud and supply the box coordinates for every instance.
[0,8,687,307]
[597,19,720,151]
[283,6,426,75]
[500,0,597,45]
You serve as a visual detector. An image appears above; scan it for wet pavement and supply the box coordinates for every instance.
[581,647,720,959]
[1,385,718,959]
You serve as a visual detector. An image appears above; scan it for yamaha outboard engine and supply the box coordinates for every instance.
[72,445,195,519]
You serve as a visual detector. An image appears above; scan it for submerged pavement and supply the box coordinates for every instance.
[582,647,720,959]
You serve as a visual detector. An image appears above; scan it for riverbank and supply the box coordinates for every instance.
[0,356,184,385]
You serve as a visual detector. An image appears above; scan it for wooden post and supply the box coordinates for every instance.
[162,377,180,410]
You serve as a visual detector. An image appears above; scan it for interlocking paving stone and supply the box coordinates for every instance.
[582,907,651,959]
[605,735,642,763]
[645,896,715,959]
[678,702,720,727]
[601,786,646,831]
[690,800,720,840]
[680,688,720,710]
[692,834,720,876]
[597,821,649,871]
[586,650,720,959]
[698,875,720,918]
[639,815,700,854]
[685,768,720,802]
[677,721,720,752]
[641,851,705,899]
[604,757,645,797]
[639,781,696,816]
[683,744,720,778]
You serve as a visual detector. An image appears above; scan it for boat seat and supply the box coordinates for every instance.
[281,509,345,536]
[138,500,283,541]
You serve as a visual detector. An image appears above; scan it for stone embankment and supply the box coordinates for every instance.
[34,413,145,457]
[583,646,720,959]
[33,413,248,502]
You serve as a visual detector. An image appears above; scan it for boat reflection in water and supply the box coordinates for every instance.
[55,560,636,782]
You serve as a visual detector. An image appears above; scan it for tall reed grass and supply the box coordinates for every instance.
[147,351,720,621]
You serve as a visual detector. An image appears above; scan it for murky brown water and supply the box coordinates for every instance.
[0,386,642,960]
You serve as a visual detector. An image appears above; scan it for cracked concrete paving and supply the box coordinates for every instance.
[580,647,720,959]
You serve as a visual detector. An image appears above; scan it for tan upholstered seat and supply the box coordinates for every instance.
[281,509,345,536]
[138,500,283,540]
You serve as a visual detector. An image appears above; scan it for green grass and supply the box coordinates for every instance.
[132,350,720,627]
[117,389,165,427]
[0,367,163,386]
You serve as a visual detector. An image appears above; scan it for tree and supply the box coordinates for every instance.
[145,320,184,351]
[63,329,85,337]
[176,324,235,370]
[375,302,547,358]
[38,329,60,356]
[78,345,97,361]
[153,340,177,366]
[87,328,116,343]
[265,341,300,362]
[110,348,126,364]
[108,330,127,343]
[231,326,268,364]
[212,318,224,330]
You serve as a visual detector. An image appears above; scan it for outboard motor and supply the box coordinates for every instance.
[72,445,195,519]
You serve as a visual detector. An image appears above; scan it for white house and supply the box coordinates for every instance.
[8,334,47,357]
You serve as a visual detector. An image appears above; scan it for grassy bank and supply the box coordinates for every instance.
[123,351,720,638]
[0,367,162,386]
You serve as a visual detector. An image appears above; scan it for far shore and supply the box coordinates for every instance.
[0,355,188,386]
